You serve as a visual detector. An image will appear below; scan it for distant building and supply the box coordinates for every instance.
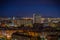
[33,14,41,23]
[16,17,33,27]
[11,32,37,40]
[0,14,60,27]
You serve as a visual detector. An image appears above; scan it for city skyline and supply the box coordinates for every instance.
[0,0,60,17]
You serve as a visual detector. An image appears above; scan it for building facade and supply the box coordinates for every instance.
[33,14,41,23]
[16,17,33,27]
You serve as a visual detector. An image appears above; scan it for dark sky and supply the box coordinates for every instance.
[0,0,60,17]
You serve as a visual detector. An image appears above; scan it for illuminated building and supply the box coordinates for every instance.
[33,14,41,23]
[0,14,60,27]
[16,17,33,27]
[11,32,37,40]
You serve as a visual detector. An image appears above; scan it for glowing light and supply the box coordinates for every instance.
[6,34,11,38]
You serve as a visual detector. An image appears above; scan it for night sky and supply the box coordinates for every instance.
[0,0,60,17]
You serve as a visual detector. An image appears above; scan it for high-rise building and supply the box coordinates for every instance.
[33,14,41,23]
